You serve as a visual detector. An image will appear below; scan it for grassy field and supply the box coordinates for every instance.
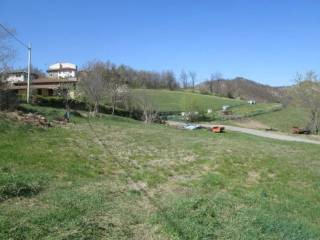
[1,105,320,239]
[132,89,280,114]
[251,107,310,132]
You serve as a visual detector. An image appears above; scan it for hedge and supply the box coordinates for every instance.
[31,96,145,120]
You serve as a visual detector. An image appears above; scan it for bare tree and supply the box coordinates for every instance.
[78,61,108,116]
[189,71,197,91]
[290,71,320,134]
[0,26,15,71]
[162,71,178,90]
[57,82,76,121]
[106,65,128,115]
[180,70,188,89]
[209,72,222,94]
[129,89,158,123]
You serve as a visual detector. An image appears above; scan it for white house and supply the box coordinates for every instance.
[3,70,38,84]
[47,62,77,79]
[248,100,256,105]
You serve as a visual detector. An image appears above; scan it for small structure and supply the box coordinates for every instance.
[1,62,78,97]
[9,77,77,97]
[222,105,230,111]
[248,100,256,105]
[2,70,38,84]
[207,109,212,114]
[47,62,77,79]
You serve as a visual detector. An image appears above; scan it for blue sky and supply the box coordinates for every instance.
[2,0,320,86]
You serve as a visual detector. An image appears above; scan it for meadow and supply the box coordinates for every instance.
[132,89,280,113]
[0,105,319,239]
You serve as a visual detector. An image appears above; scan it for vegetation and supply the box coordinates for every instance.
[0,25,15,70]
[131,89,282,122]
[288,71,320,134]
[132,89,242,112]
[252,106,309,132]
[199,77,283,103]
[0,105,319,239]
[78,61,180,91]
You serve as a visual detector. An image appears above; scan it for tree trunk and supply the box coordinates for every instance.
[111,96,115,115]
[93,101,99,117]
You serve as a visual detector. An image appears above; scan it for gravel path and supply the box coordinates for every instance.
[166,121,320,145]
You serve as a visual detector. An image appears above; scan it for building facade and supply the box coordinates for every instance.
[4,71,38,84]
[47,63,77,79]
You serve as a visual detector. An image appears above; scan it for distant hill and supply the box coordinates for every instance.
[198,77,285,103]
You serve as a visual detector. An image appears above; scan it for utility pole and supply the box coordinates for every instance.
[27,44,31,103]
[0,23,32,103]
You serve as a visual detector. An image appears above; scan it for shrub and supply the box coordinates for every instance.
[31,95,145,121]
[0,89,19,111]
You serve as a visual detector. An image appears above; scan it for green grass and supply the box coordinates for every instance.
[252,106,310,132]
[133,89,278,112]
[0,106,319,239]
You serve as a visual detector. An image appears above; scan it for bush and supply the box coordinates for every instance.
[31,95,145,120]
[0,89,19,111]
[32,95,88,110]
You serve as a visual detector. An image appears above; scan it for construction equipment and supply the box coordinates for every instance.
[211,126,225,133]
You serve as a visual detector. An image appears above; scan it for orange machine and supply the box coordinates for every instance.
[211,126,225,133]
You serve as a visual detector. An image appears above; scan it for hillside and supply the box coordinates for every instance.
[199,77,284,103]
[131,89,281,117]
[132,89,242,112]
[1,106,320,239]
[252,106,310,132]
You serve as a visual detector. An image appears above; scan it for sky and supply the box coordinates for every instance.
[2,0,320,86]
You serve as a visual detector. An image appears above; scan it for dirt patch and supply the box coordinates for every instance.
[233,119,270,130]
[246,170,261,184]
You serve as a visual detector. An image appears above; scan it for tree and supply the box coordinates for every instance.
[290,71,320,134]
[106,65,128,115]
[78,61,108,116]
[57,82,76,121]
[183,95,204,122]
[0,25,15,71]
[0,25,17,111]
[209,72,222,94]
[189,71,197,91]
[129,89,158,123]
[162,71,178,90]
[180,70,188,89]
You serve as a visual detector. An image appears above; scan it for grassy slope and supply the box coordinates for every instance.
[0,106,320,239]
[132,89,279,113]
[252,106,310,132]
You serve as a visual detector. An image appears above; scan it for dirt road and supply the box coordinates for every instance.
[166,121,320,145]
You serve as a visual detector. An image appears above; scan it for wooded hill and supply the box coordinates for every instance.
[199,77,285,103]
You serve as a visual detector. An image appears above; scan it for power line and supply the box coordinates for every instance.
[0,23,29,49]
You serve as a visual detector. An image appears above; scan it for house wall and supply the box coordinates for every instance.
[48,70,76,79]
[6,73,37,83]
[7,74,26,83]
[18,89,26,95]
